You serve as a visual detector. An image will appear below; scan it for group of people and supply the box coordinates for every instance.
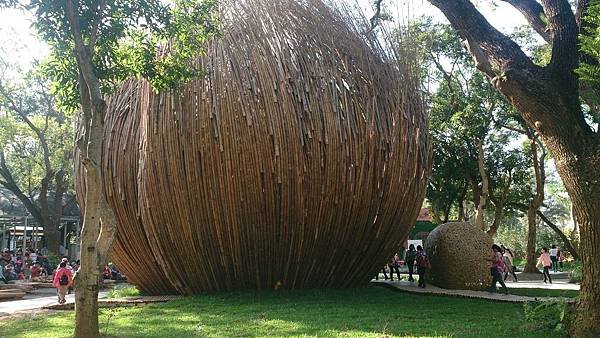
[489,244,513,293]
[0,248,55,283]
[538,244,565,284]
[490,242,569,292]
[375,244,431,288]
[374,241,553,294]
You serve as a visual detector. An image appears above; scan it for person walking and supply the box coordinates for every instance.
[404,244,416,282]
[53,261,73,304]
[415,245,430,288]
[487,244,508,294]
[558,248,565,271]
[538,247,553,284]
[388,253,402,281]
[0,263,6,284]
[374,265,388,280]
[549,244,558,273]
[501,245,518,282]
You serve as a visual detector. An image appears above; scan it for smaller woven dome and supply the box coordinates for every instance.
[424,222,492,290]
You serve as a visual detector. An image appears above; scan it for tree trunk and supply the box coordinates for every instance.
[486,200,503,238]
[45,171,67,255]
[524,138,545,273]
[426,0,600,334]
[474,140,488,231]
[73,100,104,338]
[64,2,119,337]
[555,150,600,337]
[570,203,580,249]
[44,225,60,255]
[487,171,511,238]
[523,206,539,273]
[457,200,466,222]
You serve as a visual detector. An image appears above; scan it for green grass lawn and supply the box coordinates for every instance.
[505,287,578,298]
[0,286,556,338]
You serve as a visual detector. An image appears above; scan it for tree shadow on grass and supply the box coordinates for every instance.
[100,287,544,337]
[0,287,554,337]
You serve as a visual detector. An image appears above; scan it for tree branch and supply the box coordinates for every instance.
[65,0,104,109]
[540,0,579,71]
[88,0,107,52]
[0,79,53,176]
[0,151,44,223]
[530,136,545,208]
[370,0,384,31]
[576,0,592,32]
[428,0,595,156]
[501,0,552,43]
[429,0,537,77]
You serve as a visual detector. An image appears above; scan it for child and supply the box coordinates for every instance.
[538,247,552,284]
[53,261,73,304]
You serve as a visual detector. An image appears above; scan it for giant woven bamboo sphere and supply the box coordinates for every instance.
[99,0,429,295]
[424,222,492,290]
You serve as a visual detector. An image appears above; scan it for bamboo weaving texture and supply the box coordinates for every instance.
[98,0,429,295]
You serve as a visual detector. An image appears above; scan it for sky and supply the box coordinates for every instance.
[0,0,531,70]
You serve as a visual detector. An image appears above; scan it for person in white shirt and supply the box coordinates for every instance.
[549,244,558,273]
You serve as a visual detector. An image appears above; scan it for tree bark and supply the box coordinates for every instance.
[65,1,118,337]
[554,149,600,337]
[474,140,488,231]
[500,0,552,43]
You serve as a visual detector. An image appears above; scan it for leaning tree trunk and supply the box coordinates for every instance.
[537,210,580,261]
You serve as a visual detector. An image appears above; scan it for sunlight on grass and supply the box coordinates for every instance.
[105,284,141,299]
[0,287,561,337]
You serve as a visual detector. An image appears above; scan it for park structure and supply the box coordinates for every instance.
[92,0,429,295]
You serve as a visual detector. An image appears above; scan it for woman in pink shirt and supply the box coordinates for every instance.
[487,244,508,293]
[53,261,74,304]
[538,247,552,284]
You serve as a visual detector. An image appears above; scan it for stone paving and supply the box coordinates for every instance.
[371,279,577,303]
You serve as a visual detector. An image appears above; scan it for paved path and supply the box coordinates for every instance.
[0,291,108,317]
[505,280,579,290]
[371,279,577,303]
